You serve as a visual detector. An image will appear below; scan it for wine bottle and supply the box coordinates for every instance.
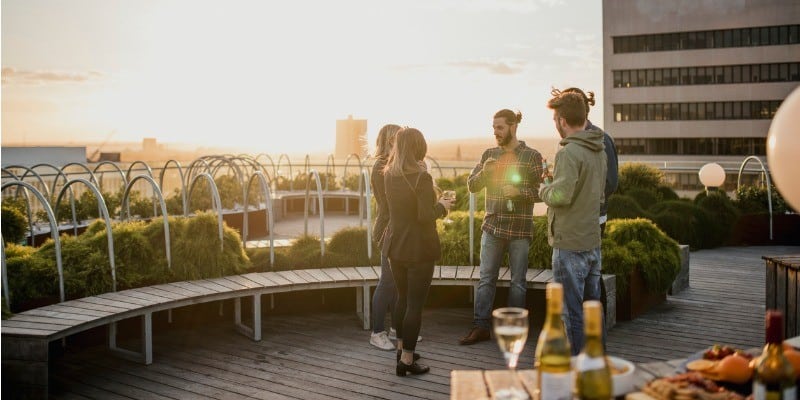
[535,282,572,400]
[752,310,797,400]
[575,301,612,400]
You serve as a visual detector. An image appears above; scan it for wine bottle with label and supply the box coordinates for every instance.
[752,310,796,400]
[535,282,572,400]
[575,301,612,400]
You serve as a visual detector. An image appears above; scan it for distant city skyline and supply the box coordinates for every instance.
[2,0,603,155]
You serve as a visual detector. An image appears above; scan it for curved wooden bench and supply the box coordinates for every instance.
[2,265,615,399]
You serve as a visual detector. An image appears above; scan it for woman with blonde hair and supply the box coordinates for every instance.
[368,124,403,350]
[382,127,453,376]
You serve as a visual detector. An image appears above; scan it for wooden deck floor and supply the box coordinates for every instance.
[47,245,798,399]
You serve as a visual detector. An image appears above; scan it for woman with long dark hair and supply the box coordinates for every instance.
[382,127,452,376]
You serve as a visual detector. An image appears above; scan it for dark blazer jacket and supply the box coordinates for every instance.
[381,171,446,263]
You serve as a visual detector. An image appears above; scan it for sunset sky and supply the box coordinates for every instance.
[2,0,603,155]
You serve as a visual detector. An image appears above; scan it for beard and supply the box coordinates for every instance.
[496,133,512,146]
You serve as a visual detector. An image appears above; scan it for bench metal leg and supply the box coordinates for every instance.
[108,312,153,365]
[234,295,262,341]
[355,284,372,330]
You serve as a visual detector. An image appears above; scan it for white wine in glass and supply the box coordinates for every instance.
[492,307,530,400]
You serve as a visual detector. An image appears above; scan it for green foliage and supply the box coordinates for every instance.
[2,204,28,244]
[170,212,249,279]
[529,216,552,269]
[607,194,650,220]
[437,211,483,266]
[603,219,680,293]
[327,226,379,266]
[625,188,660,211]
[654,185,679,202]
[696,192,740,247]
[734,184,792,214]
[618,163,664,194]
[649,200,714,249]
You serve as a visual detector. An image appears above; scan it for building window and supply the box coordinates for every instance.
[613,100,782,121]
[617,138,765,156]
[611,62,800,88]
[612,24,800,53]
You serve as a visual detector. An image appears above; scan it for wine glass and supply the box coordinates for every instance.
[492,307,530,400]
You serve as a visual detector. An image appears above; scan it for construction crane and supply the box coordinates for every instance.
[87,130,117,163]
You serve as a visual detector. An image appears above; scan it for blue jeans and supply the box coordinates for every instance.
[552,247,602,356]
[473,232,530,330]
[372,253,396,333]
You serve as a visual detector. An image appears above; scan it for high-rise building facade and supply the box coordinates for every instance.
[603,0,799,190]
[335,115,368,159]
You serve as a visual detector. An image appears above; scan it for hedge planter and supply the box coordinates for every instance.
[731,213,800,246]
[615,267,667,321]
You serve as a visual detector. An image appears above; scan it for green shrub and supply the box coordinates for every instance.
[607,194,650,220]
[625,188,660,211]
[650,200,715,249]
[327,226,379,266]
[654,185,680,202]
[283,235,323,269]
[2,204,28,244]
[696,192,740,247]
[618,163,664,194]
[169,212,250,279]
[438,211,483,266]
[734,184,792,214]
[529,216,552,269]
[603,219,680,293]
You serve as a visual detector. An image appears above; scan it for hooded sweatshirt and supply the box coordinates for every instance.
[538,129,607,251]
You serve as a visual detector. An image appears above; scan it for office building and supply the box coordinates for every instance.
[335,115,367,159]
[603,0,800,190]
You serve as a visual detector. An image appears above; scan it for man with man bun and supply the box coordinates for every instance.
[459,109,544,345]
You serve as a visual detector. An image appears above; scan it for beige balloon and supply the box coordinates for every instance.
[767,86,800,212]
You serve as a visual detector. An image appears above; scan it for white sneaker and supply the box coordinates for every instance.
[370,331,395,350]
[389,328,422,342]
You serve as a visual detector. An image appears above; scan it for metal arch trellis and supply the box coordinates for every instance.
[8,165,53,201]
[425,155,443,179]
[243,171,276,268]
[324,154,336,191]
[276,153,294,191]
[1,168,37,246]
[254,153,277,187]
[342,153,363,192]
[54,178,118,292]
[92,161,128,194]
[29,163,70,204]
[360,168,373,260]
[125,160,154,182]
[159,159,188,216]
[121,175,173,269]
[207,156,246,213]
[1,181,65,303]
[185,156,211,186]
[303,169,326,257]
[187,172,225,252]
[61,162,100,187]
[737,155,774,241]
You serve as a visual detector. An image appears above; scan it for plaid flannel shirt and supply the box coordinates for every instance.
[468,141,544,239]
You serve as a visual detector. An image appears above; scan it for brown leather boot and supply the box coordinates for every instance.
[459,327,491,345]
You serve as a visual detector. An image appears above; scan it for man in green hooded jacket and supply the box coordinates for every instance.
[539,91,607,355]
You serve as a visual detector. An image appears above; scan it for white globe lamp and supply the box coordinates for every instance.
[767,86,800,212]
[698,162,726,193]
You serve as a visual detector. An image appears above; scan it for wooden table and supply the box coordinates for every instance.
[450,358,691,399]
[449,339,800,400]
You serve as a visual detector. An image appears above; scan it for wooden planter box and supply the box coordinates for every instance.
[616,267,667,321]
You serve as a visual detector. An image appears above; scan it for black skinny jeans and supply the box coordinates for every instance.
[390,259,434,353]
